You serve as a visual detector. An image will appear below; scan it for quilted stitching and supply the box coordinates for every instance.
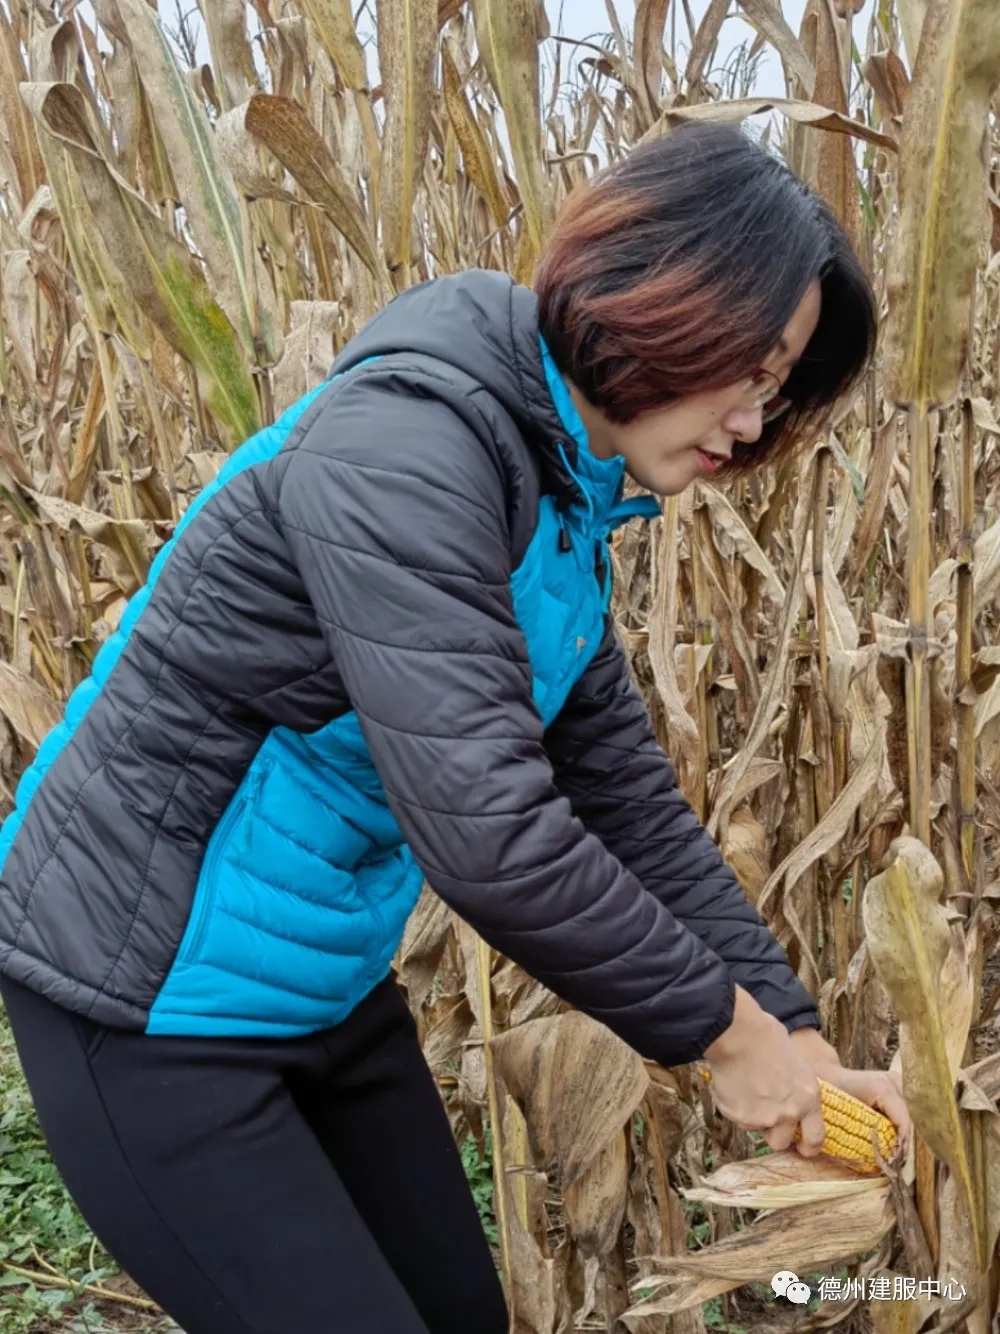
[150,341,652,1033]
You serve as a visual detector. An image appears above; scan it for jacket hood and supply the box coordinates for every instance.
[329,269,585,507]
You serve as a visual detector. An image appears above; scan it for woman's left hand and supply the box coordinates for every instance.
[789,1027,912,1160]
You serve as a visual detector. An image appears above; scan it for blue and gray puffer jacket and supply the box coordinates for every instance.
[0,269,820,1060]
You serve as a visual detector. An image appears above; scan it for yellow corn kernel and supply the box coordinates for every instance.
[797,1079,897,1172]
[695,1067,897,1173]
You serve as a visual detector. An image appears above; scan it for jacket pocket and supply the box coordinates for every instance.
[179,761,268,965]
[81,1019,111,1062]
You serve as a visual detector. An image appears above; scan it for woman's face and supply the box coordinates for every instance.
[567,280,822,497]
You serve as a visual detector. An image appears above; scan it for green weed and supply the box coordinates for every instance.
[460,1128,499,1247]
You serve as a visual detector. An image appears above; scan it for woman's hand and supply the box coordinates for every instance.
[701,985,827,1155]
[789,1027,913,1159]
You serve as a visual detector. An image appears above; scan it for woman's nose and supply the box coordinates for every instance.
[721,406,764,445]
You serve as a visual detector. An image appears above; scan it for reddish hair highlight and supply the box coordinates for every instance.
[532,125,877,473]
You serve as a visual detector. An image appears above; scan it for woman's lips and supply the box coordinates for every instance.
[695,447,720,474]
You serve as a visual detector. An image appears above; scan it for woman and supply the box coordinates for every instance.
[0,123,908,1334]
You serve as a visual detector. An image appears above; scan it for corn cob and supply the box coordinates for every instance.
[696,1068,897,1173]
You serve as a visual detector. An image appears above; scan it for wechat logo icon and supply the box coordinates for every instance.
[771,1270,811,1305]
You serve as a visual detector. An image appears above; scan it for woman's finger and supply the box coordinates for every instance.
[763,1119,799,1153]
[795,1104,826,1156]
[870,1082,912,1145]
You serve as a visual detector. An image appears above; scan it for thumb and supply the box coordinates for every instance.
[795,1104,826,1157]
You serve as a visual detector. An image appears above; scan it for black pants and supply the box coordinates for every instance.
[0,971,509,1334]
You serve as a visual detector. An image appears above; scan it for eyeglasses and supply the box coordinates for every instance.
[744,367,793,424]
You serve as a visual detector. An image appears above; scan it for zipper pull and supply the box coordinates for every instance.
[241,765,265,855]
[557,519,572,553]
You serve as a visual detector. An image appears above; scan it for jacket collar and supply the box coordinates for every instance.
[538,334,661,537]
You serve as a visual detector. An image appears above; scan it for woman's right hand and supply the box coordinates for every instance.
[701,984,827,1155]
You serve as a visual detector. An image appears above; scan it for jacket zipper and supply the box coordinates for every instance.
[594,541,607,596]
[181,763,265,964]
[364,889,387,985]
[240,764,266,856]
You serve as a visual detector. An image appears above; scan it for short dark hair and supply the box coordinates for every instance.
[533,122,877,473]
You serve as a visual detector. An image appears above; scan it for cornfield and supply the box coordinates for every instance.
[0,0,999,1330]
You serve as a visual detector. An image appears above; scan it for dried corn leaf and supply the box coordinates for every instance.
[897,0,929,72]
[864,49,911,123]
[28,22,81,97]
[441,43,510,229]
[396,883,452,1012]
[563,1127,630,1257]
[22,82,260,447]
[626,1184,893,1302]
[720,807,769,903]
[0,662,61,747]
[67,365,106,505]
[934,1163,990,1327]
[808,0,862,251]
[685,0,729,93]
[455,915,487,1035]
[735,0,816,98]
[113,0,280,361]
[2,250,38,389]
[937,925,975,1083]
[30,491,153,591]
[78,184,153,360]
[186,452,228,488]
[707,477,812,841]
[969,396,1000,434]
[648,500,700,767]
[197,0,257,112]
[490,1010,649,1191]
[850,412,901,583]
[698,486,784,604]
[471,0,553,256]
[868,1281,932,1334]
[758,729,883,915]
[243,94,385,284]
[421,991,473,1073]
[271,299,340,415]
[0,8,44,208]
[300,0,369,89]
[376,0,438,271]
[688,571,752,714]
[682,1147,889,1209]
[727,758,783,809]
[805,547,859,652]
[215,100,293,201]
[458,1037,487,1121]
[622,1276,734,1328]
[633,0,669,124]
[506,1207,564,1334]
[674,642,713,715]
[884,0,1000,407]
[862,837,986,1269]
[648,96,898,151]
[969,515,1000,617]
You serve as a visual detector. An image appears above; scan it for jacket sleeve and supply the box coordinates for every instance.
[544,616,821,1035]
[278,378,736,1067]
